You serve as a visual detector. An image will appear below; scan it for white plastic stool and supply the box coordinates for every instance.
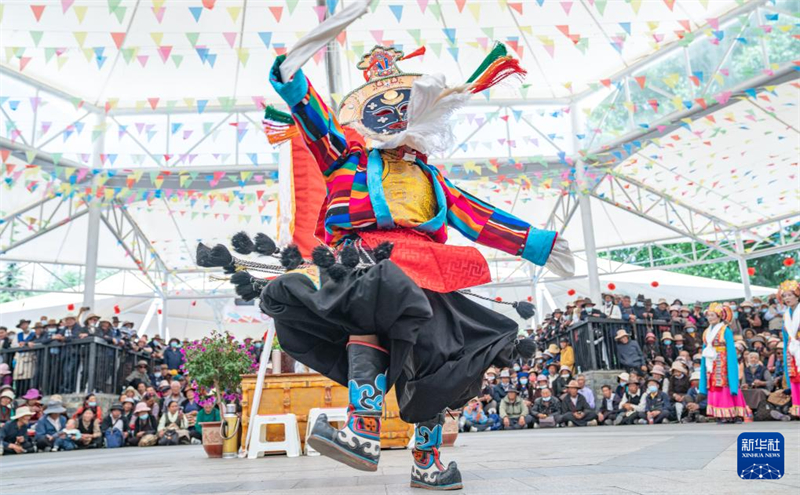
[247,413,301,459]
[304,407,348,456]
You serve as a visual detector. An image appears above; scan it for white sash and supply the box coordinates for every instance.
[702,323,724,371]
[784,306,800,364]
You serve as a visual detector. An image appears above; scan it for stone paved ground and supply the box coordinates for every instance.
[2,422,798,494]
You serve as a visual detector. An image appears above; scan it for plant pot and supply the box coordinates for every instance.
[200,421,223,458]
[442,412,460,447]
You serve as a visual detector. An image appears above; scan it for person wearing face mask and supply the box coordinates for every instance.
[640,377,671,424]
[600,293,622,319]
[72,393,103,421]
[660,332,676,365]
[531,374,549,401]
[725,302,744,335]
[128,402,158,446]
[668,361,691,421]
[682,324,699,354]
[531,387,561,428]
[738,301,762,333]
[479,372,498,414]
[616,380,645,425]
[516,372,533,404]
[163,338,185,373]
[632,295,648,321]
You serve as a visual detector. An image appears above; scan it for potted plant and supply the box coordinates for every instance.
[183,330,257,458]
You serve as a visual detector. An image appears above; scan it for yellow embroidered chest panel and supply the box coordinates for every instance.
[380,152,436,228]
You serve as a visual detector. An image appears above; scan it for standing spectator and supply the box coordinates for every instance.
[0,327,13,359]
[599,294,622,319]
[14,319,35,346]
[559,338,575,374]
[617,380,646,425]
[76,408,102,449]
[578,298,604,320]
[163,338,184,373]
[72,393,103,421]
[619,296,636,322]
[34,400,67,452]
[101,403,129,448]
[632,295,648,320]
[531,387,561,428]
[692,302,709,330]
[560,380,598,426]
[499,389,532,430]
[0,389,14,426]
[462,398,491,432]
[653,299,671,320]
[126,360,152,387]
[128,402,158,447]
[641,377,672,424]
[1,406,35,454]
[614,329,646,372]
[597,385,619,425]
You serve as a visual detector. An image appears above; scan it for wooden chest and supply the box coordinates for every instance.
[241,373,413,450]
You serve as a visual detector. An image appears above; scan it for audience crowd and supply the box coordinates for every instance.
[1,290,794,455]
[460,291,795,432]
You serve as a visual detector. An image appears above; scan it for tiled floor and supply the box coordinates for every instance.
[2,422,797,494]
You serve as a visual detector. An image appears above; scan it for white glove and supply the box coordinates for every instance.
[545,236,575,277]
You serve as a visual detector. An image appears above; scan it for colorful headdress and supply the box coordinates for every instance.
[778,279,800,297]
[706,302,733,323]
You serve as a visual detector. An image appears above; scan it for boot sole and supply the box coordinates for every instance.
[306,434,378,472]
[410,481,464,490]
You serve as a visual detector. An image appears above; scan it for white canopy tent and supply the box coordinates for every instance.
[0,0,798,332]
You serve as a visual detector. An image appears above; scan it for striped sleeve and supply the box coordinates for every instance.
[440,175,557,266]
[269,56,348,175]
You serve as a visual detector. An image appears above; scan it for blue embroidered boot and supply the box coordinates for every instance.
[410,413,463,490]
[306,342,388,471]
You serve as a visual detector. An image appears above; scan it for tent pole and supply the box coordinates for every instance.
[571,104,601,304]
[735,231,753,301]
[82,113,105,310]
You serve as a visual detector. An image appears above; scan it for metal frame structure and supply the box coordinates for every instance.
[2,0,799,316]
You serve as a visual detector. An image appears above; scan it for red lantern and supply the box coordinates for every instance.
[567,289,576,296]
[527,296,533,302]
[747,267,755,276]
[191,300,197,306]
[607,283,616,291]
[495,297,503,302]
[651,281,659,288]
[67,303,75,311]
[784,257,796,267]
[157,309,162,315]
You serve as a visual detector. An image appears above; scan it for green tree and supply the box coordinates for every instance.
[0,263,32,303]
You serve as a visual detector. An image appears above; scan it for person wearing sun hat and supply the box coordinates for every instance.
[700,302,752,423]
[560,380,598,427]
[128,402,158,447]
[34,400,67,452]
[615,328,646,373]
[0,389,15,427]
[777,279,800,418]
[1,406,35,454]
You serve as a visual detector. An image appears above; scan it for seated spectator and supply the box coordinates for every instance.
[121,397,136,425]
[499,389,532,430]
[575,374,595,409]
[121,386,140,403]
[668,362,691,421]
[492,369,513,404]
[532,374,549,401]
[479,373,497,414]
[129,402,158,447]
[743,351,774,393]
[616,380,645,425]
[182,388,200,413]
[126,360,152,387]
[195,398,221,437]
[614,329,646,373]
[1,406,35,454]
[72,393,103,421]
[163,338,184,373]
[34,400,67,452]
[101,403,129,448]
[0,363,11,387]
[660,332,676,364]
[597,385,619,425]
[642,332,659,367]
[516,372,534,404]
[21,389,43,424]
[681,371,708,423]
[76,408,102,449]
[53,419,81,451]
[0,389,14,426]
[142,392,160,419]
[553,366,572,397]
[157,400,190,445]
[641,377,671,424]
[651,364,668,393]
[462,398,492,432]
[531,387,561,428]
[560,380,598,427]
[162,380,185,410]
[559,338,575,373]
[136,382,148,398]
